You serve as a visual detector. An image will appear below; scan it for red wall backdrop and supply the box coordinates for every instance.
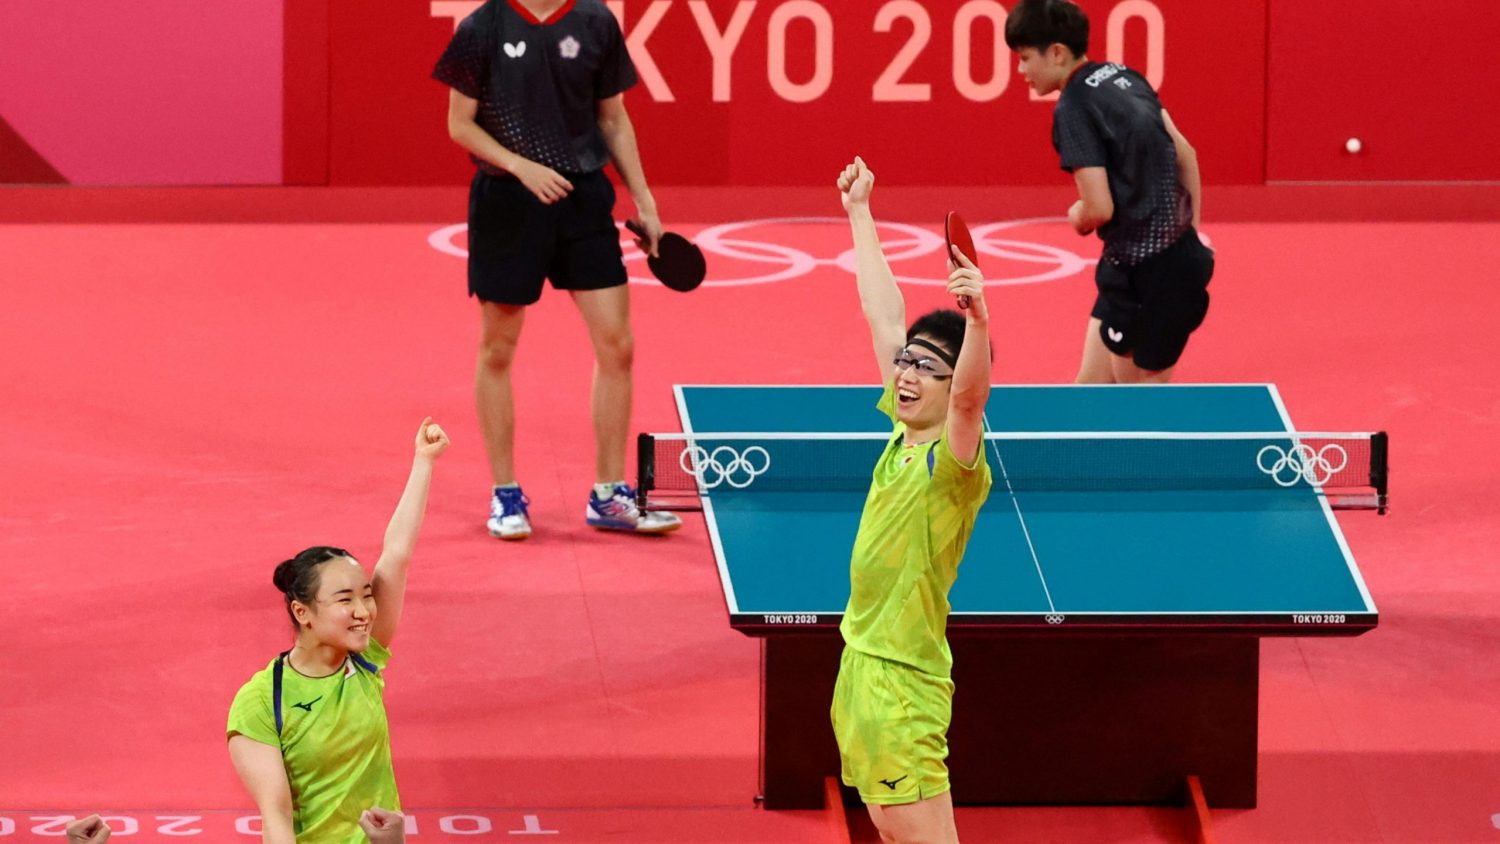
[5,1,1493,185]
[1266,0,1500,182]
[294,0,1268,186]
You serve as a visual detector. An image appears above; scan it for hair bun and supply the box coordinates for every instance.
[272,559,299,593]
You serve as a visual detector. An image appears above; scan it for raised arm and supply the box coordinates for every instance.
[944,250,992,464]
[838,157,906,381]
[370,419,450,647]
[598,94,660,257]
[447,89,573,205]
[1161,109,1201,229]
[228,736,295,844]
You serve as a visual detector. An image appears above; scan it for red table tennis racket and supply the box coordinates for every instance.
[625,219,706,292]
[944,211,978,310]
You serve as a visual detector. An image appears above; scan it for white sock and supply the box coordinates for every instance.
[594,481,623,499]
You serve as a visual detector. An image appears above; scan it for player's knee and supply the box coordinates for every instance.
[594,330,634,372]
[477,338,519,374]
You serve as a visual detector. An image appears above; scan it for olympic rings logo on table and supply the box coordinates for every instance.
[427,217,1096,288]
[680,444,772,489]
[1256,443,1348,487]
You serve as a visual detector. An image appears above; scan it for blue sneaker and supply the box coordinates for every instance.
[586,484,681,534]
[487,486,532,540]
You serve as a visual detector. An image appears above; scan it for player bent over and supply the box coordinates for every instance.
[1006,0,1214,383]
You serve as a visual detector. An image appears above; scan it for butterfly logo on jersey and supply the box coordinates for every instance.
[558,36,580,60]
[1107,327,1124,343]
[503,41,527,59]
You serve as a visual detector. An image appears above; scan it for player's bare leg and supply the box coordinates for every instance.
[865,790,960,844]
[1075,317,1115,383]
[476,301,527,484]
[570,284,677,532]
[571,285,632,484]
[1110,352,1175,383]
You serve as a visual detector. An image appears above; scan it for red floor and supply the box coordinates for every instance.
[1,201,1497,842]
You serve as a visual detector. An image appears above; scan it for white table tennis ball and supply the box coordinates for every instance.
[1345,137,1362,154]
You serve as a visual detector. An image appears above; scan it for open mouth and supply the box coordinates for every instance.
[898,387,920,404]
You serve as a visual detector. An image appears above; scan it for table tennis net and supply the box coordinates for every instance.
[637,431,1388,511]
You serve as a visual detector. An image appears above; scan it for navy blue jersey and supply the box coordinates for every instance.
[1052,62,1191,266]
[433,0,638,176]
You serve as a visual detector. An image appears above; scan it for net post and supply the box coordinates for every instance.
[636,433,655,509]
[1370,431,1389,514]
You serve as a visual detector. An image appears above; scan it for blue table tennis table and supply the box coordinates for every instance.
[644,384,1384,809]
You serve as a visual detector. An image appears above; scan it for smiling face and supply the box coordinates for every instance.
[893,337,955,429]
[291,556,375,653]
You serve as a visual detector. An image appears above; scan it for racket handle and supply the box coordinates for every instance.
[957,295,971,310]
[623,219,647,238]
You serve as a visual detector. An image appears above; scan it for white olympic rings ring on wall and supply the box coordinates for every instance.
[427,216,1095,288]
[1256,443,1348,487]
[680,444,772,490]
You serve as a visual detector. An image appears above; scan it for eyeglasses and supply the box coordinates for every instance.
[893,349,952,380]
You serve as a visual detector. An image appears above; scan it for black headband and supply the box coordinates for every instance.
[906,338,957,369]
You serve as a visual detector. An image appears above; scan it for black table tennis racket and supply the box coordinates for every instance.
[625,219,706,292]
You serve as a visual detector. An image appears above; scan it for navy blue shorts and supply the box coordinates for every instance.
[466,169,627,306]
[1091,228,1215,371]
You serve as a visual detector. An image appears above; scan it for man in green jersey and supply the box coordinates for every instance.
[831,157,993,844]
[228,419,448,843]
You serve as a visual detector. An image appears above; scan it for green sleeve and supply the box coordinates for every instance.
[876,381,898,426]
[361,637,392,671]
[226,674,278,747]
[934,430,994,503]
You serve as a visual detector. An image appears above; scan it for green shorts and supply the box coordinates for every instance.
[829,646,955,805]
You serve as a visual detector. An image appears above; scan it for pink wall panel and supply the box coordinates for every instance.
[0,1,283,184]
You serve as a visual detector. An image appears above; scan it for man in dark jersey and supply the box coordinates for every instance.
[1006,0,1215,384]
[434,0,680,539]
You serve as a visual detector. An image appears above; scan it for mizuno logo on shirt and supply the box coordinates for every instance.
[291,696,322,713]
[503,41,527,59]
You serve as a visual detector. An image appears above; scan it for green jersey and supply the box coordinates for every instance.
[227,639,398,843]
[840,383,992,677]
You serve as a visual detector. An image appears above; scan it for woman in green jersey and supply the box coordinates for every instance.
[831,158,994,844]
[227,418,448,843]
